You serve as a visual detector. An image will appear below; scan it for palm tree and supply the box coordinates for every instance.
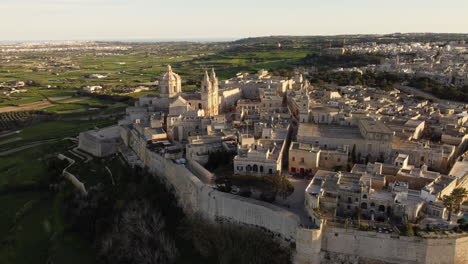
[451,188,468,213]
[443,195,456,221]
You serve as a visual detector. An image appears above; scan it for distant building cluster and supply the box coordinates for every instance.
[332,41,468,87]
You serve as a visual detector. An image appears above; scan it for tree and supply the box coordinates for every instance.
[266,174,294,200]
[402,222,414,237]
[451,188,468,213]
[350,144,356,164]
[443,194,456,221]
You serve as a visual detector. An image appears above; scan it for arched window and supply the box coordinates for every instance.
[371,202,375,207]
[253,164,258,172]
[246,165,252,172]
[361,203,367,209]
[198,103,203,109]
[378,205,385,212]
[362,194,367,199]
[260,166,264,173]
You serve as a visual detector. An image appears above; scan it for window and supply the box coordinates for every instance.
[337,158,341,162]
[253,165,258,172]
[378,205,385,212]
[291,167,296,173]
[269,169,273,174]
[361,203,368,209]
[362,194,367,199]
[292,157,295,161]
[371,202,375,207]
[246,165,252,172]
[301,157,304,163]
[237,166,243,171]
[260,166,264,173]
[347,205,351,210]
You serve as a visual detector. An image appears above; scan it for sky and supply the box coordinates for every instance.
[0,0,467,41]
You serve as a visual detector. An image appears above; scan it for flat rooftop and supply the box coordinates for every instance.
[298,123,363,140]
[84,125,120,139]
[359,119,393,134]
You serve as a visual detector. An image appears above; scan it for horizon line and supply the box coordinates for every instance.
[2,32,468,44]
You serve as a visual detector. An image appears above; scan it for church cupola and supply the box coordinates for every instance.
[159,64,182,98]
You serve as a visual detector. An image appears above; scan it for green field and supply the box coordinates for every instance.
[0,43,317,117]
[0,117,119,264]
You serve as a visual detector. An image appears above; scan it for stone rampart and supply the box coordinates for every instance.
[123,126,468,264]
[318,226,468,264]
[126,127,301,240]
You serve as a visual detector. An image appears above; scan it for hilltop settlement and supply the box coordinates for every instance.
[76,62,468,263]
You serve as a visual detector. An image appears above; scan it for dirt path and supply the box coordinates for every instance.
[0,139,55,156]
[0,137,22,146]
[0,99,54,113]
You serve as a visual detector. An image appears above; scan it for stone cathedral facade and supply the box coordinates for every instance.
[201,69,219,116]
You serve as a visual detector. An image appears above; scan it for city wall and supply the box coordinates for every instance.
[123,126,468,264]
[318,226,468,264]
[126,127,301,240]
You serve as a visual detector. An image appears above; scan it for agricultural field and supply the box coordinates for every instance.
[0,40,320,264]
[0,41,319,119]
[0,117,119,264]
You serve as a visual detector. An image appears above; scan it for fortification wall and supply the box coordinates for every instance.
[126,128,301,240]
[123,127,468,264]
[295,228,323,264]
[198,187,300,240]
[319,227,468,264]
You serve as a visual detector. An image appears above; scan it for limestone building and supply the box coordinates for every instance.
[159,65,182,98]
[201,69,220,116]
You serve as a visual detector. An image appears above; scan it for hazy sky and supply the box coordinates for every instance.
[1,0,467,41]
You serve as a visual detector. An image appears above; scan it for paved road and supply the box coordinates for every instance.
[274,177,315,228]
[0,137,22,146]
[394,85,465,106]
[0,139,56,156]
[0,130,21,138]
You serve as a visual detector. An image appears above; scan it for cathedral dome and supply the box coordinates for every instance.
[161,65,181,81]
